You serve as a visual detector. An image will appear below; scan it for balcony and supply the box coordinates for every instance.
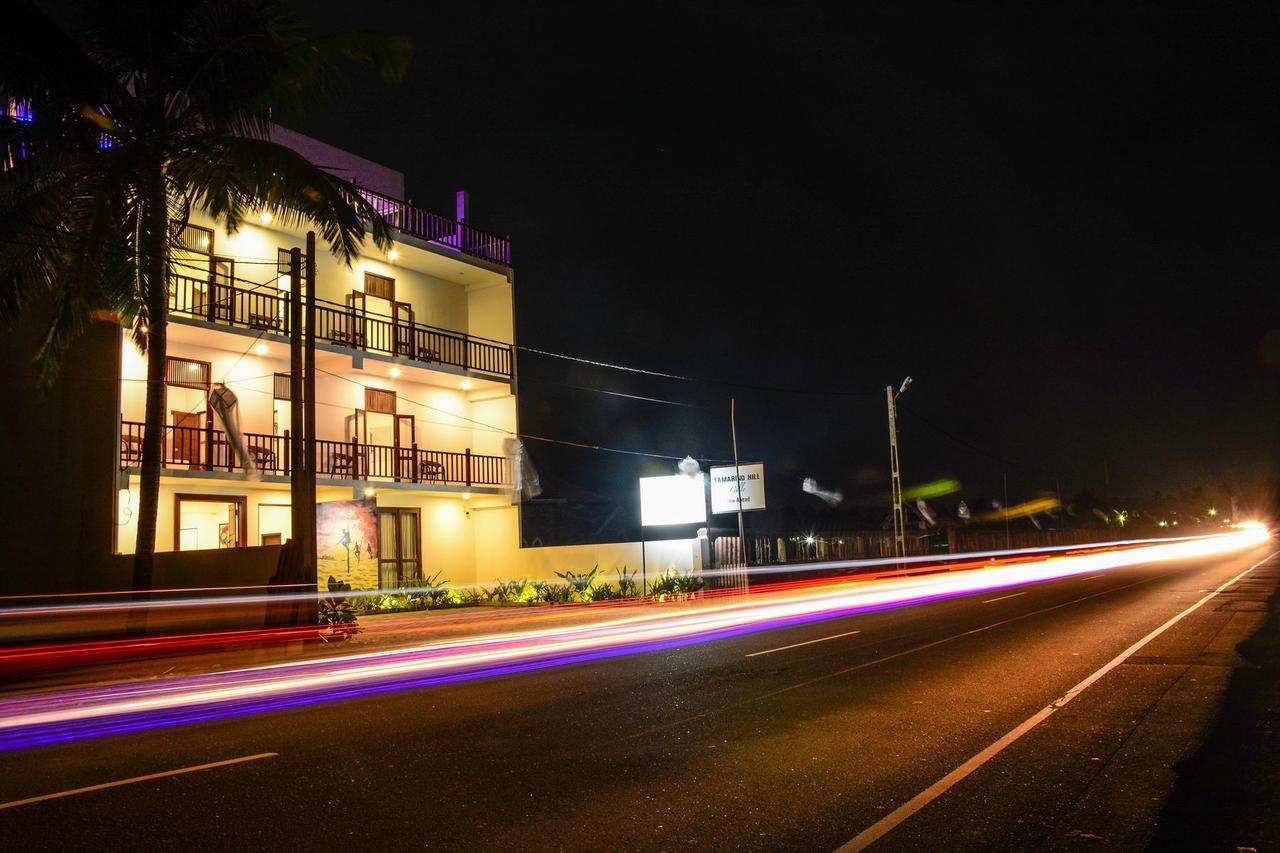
[120,420,510,489]
[353,187,511,268]
[167,273,513,380]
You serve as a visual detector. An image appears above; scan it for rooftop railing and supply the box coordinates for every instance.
[167,273,513,380]
[354,186,511,267]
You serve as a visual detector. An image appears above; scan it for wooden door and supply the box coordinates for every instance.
[343,291,367,348]
[394,414,416,481]
[172,410,203,467]
[393,301,414,358]
[210,256,234,321]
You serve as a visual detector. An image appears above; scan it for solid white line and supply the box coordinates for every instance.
[746,630,862,657]
[0,752,278,810]
[982,592,1027,604]
[835,548,1278,853]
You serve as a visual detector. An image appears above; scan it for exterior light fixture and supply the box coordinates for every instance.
[259,211,273,224]
[463,493,471,500]
[254,343,268,355]
[460,379,473,391]
[389,367,401,378]
[388,248,400,261]
[363,487,376,498]
[1207,507,1217,517]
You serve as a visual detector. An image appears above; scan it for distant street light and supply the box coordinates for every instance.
[886,377,911,562]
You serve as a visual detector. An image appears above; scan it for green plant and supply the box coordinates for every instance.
[488,578,532,605]
[585,583,619,602]
[615,566,640,598]
[319,576,357,625]
[416,572,454,609]
[556,565,600,596]
[534,581,576,604]
[457,588,489,607]
[649,567,705,599]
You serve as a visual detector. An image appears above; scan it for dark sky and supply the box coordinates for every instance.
[290,1,1279,533]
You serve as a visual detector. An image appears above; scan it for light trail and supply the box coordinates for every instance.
[0,526,1266,751]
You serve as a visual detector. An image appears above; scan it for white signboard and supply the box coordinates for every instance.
[640,474,707,526]
[710,464,766,514]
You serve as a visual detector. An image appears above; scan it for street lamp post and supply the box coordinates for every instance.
[886,377,911,562]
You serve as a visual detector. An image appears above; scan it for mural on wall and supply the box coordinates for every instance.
[316,499,379,590]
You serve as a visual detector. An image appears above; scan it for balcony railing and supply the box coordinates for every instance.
[167,273,513,379]
[354,186,511,267]
[121,420,509,488]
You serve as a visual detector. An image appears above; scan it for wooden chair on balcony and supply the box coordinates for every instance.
[248,444,277,472]
[121,434,144,464]
[421,461,445,482]
[247,312,281,331]
[329,451,356,478]
[331,328,366,348]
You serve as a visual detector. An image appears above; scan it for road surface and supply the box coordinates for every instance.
[0,543,1274,851]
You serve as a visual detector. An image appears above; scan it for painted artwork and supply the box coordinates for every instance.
[316,499,379,590]
[218,522,233,549]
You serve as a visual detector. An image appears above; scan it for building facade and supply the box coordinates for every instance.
[111,130,525,590]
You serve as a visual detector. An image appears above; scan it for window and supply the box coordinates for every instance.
[364,271,395,302]
[273,373,291,400]
[377,508,421,587]
[180,224,213,254]
[165,356,211,390]
[364,386,396,414]
[276,248,307,289]
[174,494,246,551]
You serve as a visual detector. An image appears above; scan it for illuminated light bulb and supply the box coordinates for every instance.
[463,493,471,500]
[254,343,268,355]
[388,249,400,261]
[389,367,401,378]
[363,487,376,498]
[460,379,473,391]
[259,211,273,225]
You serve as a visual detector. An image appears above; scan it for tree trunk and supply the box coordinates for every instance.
[128,168,170,636]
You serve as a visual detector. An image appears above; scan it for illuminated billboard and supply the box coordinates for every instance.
[639,474,707,526]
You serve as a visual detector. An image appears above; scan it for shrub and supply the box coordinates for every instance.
[615,566,639,598]
[556,565,600,596]
[534,581,576,604]
[585,583,619,602]
[319,576,358,625]
[649,567,705,599]
[488,578,534,605]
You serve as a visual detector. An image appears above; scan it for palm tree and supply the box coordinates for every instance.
[0,0,411,598]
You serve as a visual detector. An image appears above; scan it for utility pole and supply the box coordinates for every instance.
[1003,470,1012,549]
[303,233,318,588]
[730,398,747,570]
[886,377,911,562]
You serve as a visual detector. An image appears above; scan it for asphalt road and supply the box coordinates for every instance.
[1,544,1275,851]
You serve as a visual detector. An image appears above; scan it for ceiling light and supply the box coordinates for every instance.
[460,379,473,390]
[389,367,401,378]
[363,487,376,498]
[463,493,471,500]
[259,211,273,224]
[254,343,268,355]
[388,248,400,261]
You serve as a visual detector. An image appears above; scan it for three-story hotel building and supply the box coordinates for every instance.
[113,128,521,589]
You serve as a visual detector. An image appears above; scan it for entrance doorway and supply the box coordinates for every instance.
[174,494,247,551]
[377,508,421,588]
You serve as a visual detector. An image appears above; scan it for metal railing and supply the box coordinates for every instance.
[167,273,513,379]
[354,186,511,267]
[121,420,509,488]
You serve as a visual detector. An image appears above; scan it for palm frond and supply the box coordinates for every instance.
[169,133,393,263]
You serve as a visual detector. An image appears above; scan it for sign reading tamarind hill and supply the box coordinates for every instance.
[709,463,767,514]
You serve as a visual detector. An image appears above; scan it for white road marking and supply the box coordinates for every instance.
[746,630,862,657]
[981,592,1027,604]
[834,549,1278,852]
[0,752,278,810]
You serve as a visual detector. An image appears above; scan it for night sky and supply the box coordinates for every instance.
[291,2,1278,537]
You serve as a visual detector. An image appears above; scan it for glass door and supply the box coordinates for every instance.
[395,414,416,481]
